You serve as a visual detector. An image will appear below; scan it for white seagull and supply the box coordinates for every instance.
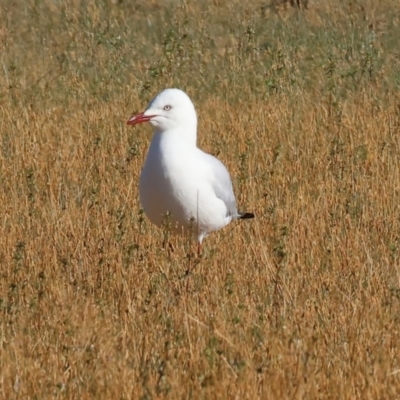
[127,88,254,251]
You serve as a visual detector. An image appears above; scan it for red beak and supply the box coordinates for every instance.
[126,112,155,126]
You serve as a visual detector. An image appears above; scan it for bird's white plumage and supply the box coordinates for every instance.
[129,88,250,243]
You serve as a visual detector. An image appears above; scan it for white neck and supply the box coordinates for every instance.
[155,123,198,147]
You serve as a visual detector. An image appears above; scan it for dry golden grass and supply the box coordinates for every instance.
[1,0,400,398]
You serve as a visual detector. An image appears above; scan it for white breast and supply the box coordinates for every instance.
[139,132,231,240]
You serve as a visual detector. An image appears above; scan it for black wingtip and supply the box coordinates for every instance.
[239,212,255,220]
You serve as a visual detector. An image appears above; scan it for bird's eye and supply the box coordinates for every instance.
[163,105,172,111]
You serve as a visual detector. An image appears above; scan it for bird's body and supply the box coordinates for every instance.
[127,89,253,244]
[140,130,236,242]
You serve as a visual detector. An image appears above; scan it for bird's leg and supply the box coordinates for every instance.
[184,241,201,279]
[197,242,202,258]
[162,238,175,259]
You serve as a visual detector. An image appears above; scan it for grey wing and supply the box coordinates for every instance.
[202,153,238,218]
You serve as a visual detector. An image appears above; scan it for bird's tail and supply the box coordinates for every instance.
[238,212,255,219]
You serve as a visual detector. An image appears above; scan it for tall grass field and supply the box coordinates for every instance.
[1,0,400,398]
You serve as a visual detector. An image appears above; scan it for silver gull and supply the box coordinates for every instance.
[127,88,254,250]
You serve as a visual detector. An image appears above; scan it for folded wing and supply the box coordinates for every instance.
[200,152,239,218]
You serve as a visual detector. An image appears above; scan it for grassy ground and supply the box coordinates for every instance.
[1,0,400,398]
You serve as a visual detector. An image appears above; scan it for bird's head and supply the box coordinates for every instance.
[127,88,198,135]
